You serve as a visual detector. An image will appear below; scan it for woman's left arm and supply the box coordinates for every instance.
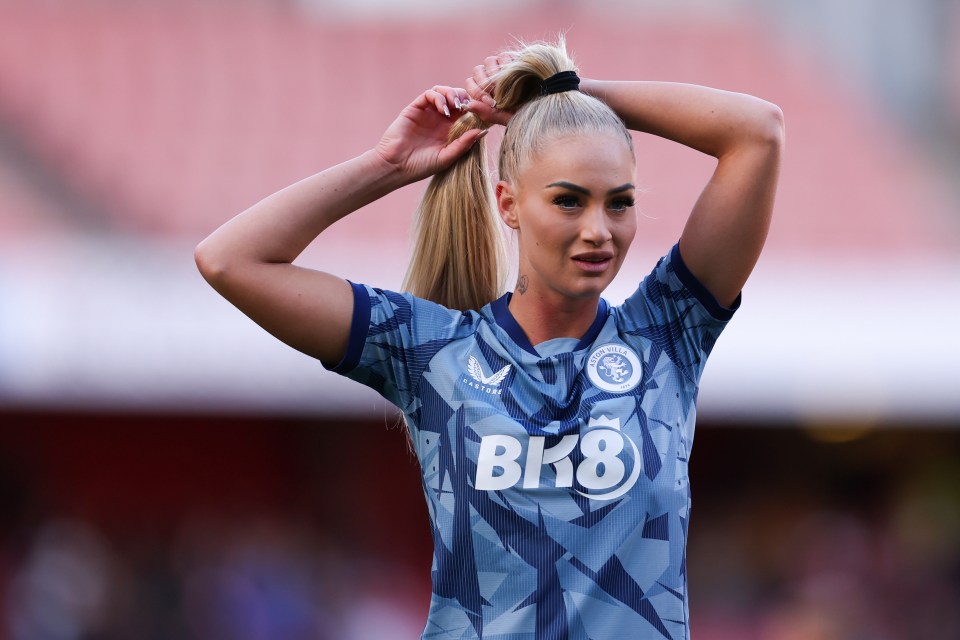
[580,80,784,308]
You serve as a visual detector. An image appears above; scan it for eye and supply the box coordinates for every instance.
[609,197,636,212]
[552,194,581,211]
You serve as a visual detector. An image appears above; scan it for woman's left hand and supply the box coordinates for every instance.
[465,55,514,127]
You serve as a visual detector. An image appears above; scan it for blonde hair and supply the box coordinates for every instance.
[402,36,633,311]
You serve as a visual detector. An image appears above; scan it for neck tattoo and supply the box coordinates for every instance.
[517,275,528,295]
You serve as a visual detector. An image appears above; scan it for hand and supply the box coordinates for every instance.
[465,55,514,127]
[374,86,487,183]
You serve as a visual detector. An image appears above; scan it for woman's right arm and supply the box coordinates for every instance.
[194,87,484,364]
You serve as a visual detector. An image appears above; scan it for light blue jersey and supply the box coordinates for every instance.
[326,244,738,640]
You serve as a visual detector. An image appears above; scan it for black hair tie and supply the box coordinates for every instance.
[541,70,580,96]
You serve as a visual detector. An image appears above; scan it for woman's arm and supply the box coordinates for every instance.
[194,87,484,364]
[580,80,784,308]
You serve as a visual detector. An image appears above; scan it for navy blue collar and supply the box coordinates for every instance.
[490,293,609,357]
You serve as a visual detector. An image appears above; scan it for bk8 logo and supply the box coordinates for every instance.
[474,415,642,501]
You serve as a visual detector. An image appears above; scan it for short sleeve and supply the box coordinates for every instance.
[617,243,740,384]
[323,282,470,410]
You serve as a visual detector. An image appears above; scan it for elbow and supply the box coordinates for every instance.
[717,99,785,158]
[757,101,785,148]
[194,238,229,285]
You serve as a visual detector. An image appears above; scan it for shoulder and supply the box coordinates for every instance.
[350,282,489,341]
[325,282,485,375]
[615,243,740,324]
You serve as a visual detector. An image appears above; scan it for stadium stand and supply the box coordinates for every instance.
[0,4,958,638]
[0,3,955,257]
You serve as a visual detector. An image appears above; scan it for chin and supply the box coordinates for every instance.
[567,278,613,299]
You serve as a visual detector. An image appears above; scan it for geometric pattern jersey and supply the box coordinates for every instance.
[325,243,739,639]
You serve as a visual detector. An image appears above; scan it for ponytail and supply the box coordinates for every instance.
[402,113,504,311]
[403,36,631,311]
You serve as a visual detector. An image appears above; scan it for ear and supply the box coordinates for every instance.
[496,181,519,230]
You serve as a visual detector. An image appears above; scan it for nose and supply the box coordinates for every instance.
[580,205,613,246]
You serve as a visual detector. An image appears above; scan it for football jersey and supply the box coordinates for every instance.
[325,243,738,640]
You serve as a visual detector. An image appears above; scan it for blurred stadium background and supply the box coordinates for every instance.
[1,0,958,638]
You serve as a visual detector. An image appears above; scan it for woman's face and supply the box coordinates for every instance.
[497,131,637,303]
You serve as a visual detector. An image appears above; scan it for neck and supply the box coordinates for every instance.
[507,288,600,347]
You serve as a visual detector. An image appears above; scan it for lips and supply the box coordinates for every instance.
[571,251,614,273]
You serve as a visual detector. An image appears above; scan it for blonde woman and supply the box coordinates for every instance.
[196,38,783,640]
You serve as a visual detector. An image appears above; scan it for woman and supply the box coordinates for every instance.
[196,38,783,640]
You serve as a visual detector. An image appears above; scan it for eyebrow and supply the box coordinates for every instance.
[545,181,635,196]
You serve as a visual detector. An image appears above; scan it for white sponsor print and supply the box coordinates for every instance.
[474,415,642,501]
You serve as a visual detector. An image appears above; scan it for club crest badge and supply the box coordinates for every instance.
[586,343,643,393]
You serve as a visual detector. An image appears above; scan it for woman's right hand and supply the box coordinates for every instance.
[374,86,488,183]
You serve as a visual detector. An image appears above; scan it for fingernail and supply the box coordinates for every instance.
[483,95,496,108]
[443,104,451,117]
[454,97,462,110]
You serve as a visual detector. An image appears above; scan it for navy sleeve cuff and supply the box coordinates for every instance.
[322,280,371,374]
[670,243,741,322]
